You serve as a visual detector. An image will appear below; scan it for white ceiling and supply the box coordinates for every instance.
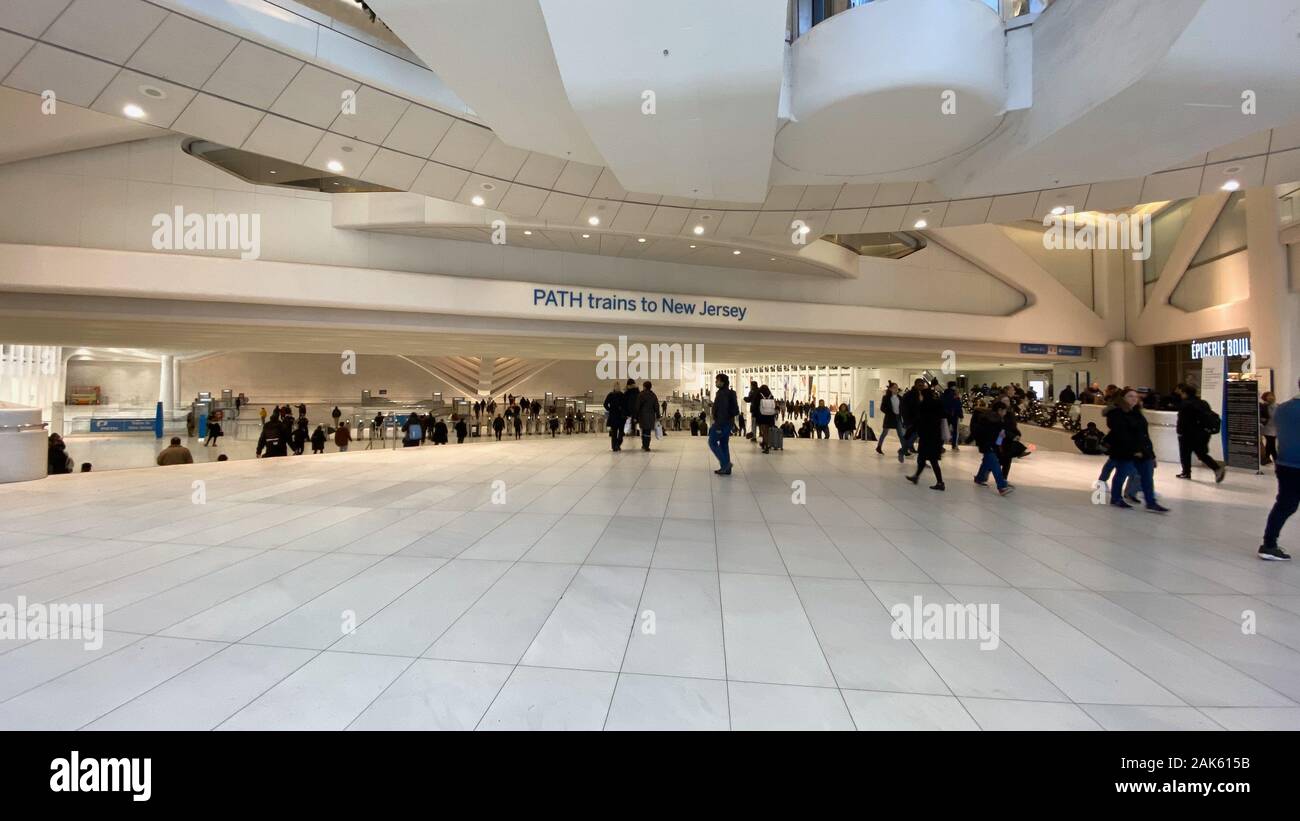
[4,0,1299,243]
[0,86,160,165]
[538,0,788,203]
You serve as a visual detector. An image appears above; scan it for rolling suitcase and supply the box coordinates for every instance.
[769,426,784,451]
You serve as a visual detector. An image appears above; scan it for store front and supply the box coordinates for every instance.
[1154,334,1253,394]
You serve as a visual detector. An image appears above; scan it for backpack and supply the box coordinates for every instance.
[1200,406,1221,436]
[759,397,776,416]
[406,422,423,440]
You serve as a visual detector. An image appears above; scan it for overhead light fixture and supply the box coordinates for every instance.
[122,104,146,119]
[1221,179,1240,192]
[582,233,590,238]
[693,225,704,235]
[689,244,696,249]
[588,216,600,226]
[523,230,532,235]
[637,237,646,243]
[1050,205,1066,216]
[326,160,344,173]
[471,195,485,206]
[732,250,741,255]
[913,219,927,229]
[268,170,277,175]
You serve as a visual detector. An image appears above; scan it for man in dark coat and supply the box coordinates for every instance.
[635,381,660,451]
[709,374,740,475]
[1174,384,1225,483]
[603,381,626,451]
[622,378,640,438]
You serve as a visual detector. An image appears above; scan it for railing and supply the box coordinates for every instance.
[788,0,1053,41]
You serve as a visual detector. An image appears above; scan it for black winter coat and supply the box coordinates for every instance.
[1105,405,1154,461]
[913,393,946,460]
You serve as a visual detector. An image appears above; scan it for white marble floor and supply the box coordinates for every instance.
[1,433,1298,731]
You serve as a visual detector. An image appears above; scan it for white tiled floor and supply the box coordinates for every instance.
[2,433,1299,730]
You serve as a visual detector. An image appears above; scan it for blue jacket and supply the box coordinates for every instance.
[942,389,964,419]
[811,406,831,426]
[1276,396,1300,469]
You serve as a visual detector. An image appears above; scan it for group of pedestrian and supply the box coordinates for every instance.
[603,378,662,452]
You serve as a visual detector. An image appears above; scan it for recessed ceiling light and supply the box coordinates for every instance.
[588,216,600,226]
[138,85,166,99]
[637,237,646,243]
[268,170,277,175]
[523,230,532,235]
[1050,205,1066,216]
[798,224,811,234]
[689,244,696,249]
[326,160,344,173]
[693,225,704,235]
[732,250,741,255]
[1221,179,1240,191]
[582,233,590,238]
[340,145,353,153]
[122,104,146,119]
[480,182,495,191]
[913,219,927,229]
[471,195,485,206]
[770,257,776,261]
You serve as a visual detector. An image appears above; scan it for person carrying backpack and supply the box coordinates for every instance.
[401,413,423,447]
[757,385,777,453]
[1174,384,1226,483]
[256,417,288,458]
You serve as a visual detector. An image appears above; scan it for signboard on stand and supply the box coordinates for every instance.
[1200,355,1226,461]
[1225,380,1261,471]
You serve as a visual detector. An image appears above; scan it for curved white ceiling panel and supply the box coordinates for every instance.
[777,0,1005,182]
[538,0,788,204]
[939,0,1300,197]
[364,0,605,165]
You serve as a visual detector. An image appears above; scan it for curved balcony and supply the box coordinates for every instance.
[778,0,1007,181]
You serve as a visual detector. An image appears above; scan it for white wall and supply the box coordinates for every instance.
[65,360,158,407]
[176,352,609,405]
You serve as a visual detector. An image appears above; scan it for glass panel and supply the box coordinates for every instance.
[1142,199,1195,284]
[1190,191,1247,267]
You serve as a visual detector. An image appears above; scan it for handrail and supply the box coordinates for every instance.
[788,0,1050,41]
[0,422,49,432]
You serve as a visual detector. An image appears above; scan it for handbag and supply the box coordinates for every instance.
[623,418,632,435]
[654,422,663,439]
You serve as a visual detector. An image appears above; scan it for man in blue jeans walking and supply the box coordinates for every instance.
[710,373,740,476]
[972,404,1014,496]
[1261,378,1300,561]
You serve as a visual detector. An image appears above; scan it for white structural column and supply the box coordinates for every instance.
[1099,340,1154,391]
[159,354,175,414]
[1246,187,1300,396]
